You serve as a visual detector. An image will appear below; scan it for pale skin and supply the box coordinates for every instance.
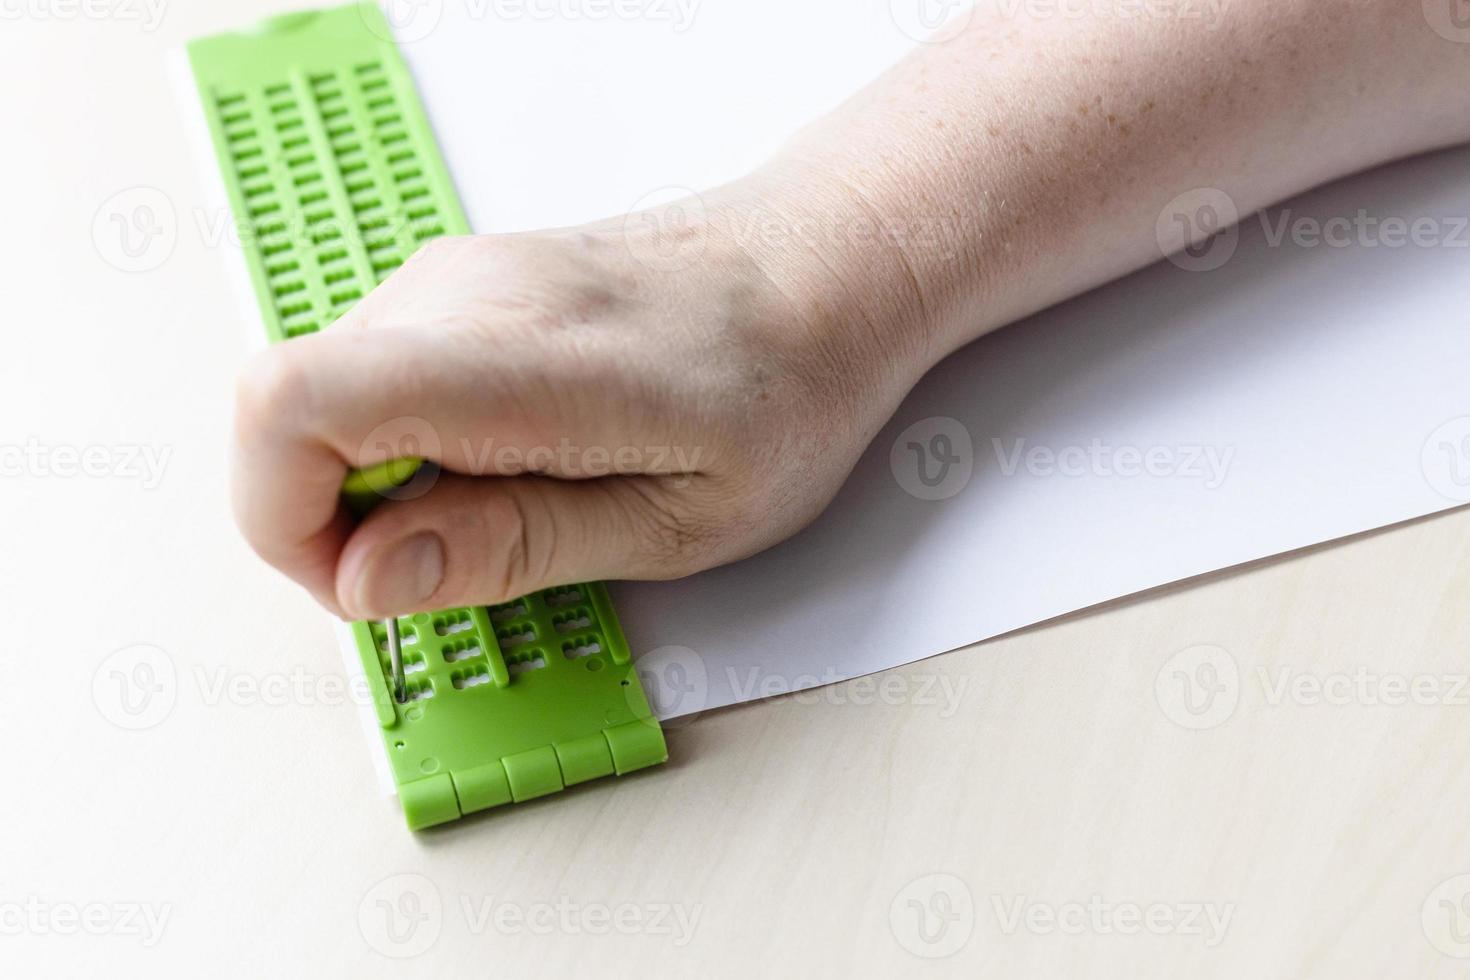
[232,1,1470,620]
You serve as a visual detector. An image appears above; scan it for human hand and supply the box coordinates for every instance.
[230,181,930,619]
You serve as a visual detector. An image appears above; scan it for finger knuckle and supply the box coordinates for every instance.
[234,345,313,441]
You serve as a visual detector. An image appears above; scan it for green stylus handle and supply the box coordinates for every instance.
[341,457,424,517]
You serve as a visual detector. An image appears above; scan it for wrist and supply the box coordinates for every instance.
[703,166,944,397]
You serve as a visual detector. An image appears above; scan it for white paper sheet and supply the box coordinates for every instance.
[393,1,1470,718]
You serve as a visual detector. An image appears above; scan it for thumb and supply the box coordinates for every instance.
[335,472,710,618]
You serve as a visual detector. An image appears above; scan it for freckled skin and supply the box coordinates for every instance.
[233,0,1470,617]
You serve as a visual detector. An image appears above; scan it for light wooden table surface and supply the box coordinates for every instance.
[5,5,1470,978]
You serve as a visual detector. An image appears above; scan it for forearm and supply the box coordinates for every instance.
[235,0,1470,612]
[728,0,1470,377]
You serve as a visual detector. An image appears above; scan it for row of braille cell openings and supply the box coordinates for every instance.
[214,83,363,339]
[431,614,603,675]
[401,612,549,670]
[384,641,601,700]
[484,588,586,626]
[307,68,407,310]
[310,64,447,284]
[348,61,449,267]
